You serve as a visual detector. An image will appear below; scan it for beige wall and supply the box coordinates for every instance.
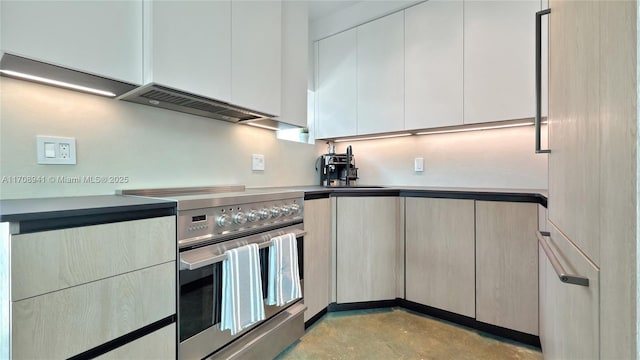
[328,125,548,189]
[0,77,319,199]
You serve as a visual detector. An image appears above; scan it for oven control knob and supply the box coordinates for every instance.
[290,203,300,214]
[246,210,259,222]
[270,206,281,218]
[258,208,270,219]
[232,211,247,225]
[216,214,232,227]
[280,206,290,216]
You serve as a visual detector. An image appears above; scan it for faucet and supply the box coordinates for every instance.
[345,145,352,187]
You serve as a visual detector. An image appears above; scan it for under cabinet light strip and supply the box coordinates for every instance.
[0,69,116,97]
[246,122,281,131]
[334,133,412,142]
[415,122,536,135]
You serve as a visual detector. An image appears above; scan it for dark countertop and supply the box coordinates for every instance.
[0,195,176,233]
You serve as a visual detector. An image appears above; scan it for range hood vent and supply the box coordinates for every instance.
[119,84,273,123]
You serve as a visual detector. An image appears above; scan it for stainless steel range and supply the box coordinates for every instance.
[121,186,306,360]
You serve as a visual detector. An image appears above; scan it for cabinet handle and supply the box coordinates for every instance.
[537,230,589,286]
[535,9,551,154]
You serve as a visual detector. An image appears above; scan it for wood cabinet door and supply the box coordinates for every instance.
[1,0,143,84]
[540,224,599,360]
[316,29,357,139]
[405,0,463,130]
[463,1,540,124]
[95,324,176,360]
[146,0,231,101]
[303,198,332,322]
[405,198,475,317]
[356,11,405,135]
[336,197,399,303]
[231,0,282,115]
[547,0,600,265]
[475,201,538,335]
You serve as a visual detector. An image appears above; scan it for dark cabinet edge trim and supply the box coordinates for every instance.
[304,192,332,200]
[399,191,547,207]
[326,299,541,349]
[67,314,176,360]
[15,207,176,234]
[329,190,402,198]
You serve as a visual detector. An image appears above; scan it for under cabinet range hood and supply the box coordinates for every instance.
[118,83,274,124]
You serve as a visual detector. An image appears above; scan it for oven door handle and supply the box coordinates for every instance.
[180,229,307,271]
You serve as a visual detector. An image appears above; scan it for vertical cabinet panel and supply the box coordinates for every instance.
[540,225,599,359]
[547,0,600,264]
[475,201,538,335]
[336,197,398,303]
[303,198,332,322]
[146,0,231,101]
[316,29,357,139]
[405,198,475,317]
[464,1,540,124]
[1,0,143,84]
[231,0,282,115]
[356,11,405,135]
[405,0,463,130]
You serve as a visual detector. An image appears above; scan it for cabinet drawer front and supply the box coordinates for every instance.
[12,262,175,360]
[95,324,176,360]
[12,216,175,301]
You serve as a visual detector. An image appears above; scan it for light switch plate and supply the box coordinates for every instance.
[414,157,424,172]
[37,136,76,165]
[252,154,265,171]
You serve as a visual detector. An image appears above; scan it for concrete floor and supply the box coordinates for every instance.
[276,307,543,360]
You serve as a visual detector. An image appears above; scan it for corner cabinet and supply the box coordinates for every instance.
[405,198,475,317]
[303,197,332,322]
[475,201,538,335]
[336,197,399,303]
[1,0,143,84]
[463,1,540,124]
[10,216,176,359]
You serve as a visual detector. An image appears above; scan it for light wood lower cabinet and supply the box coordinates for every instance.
[405,198,475,317]
[336,197,399,303]
[475,201,538,335]
[12,261,175,359]
[540,224,599,359]
[303,198,331,322]
[95,324,176,360]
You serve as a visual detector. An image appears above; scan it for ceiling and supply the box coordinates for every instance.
[307,1,361,22]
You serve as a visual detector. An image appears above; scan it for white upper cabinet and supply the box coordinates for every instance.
[316,29,357,139]
[275,0,308,127]
[231,0,282,116]
[144,0,231,101]
[405,0,463,130]
[463,0,540,124]
[1,0,143,84]
[356,11,405,135]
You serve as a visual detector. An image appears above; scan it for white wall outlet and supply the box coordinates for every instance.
[37,136,76,165]
[252,154,265,171]
[414,157,424,172]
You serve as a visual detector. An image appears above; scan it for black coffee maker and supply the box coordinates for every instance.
[317,144,358,187]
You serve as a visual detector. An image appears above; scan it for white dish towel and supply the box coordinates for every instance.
[267,233,302,306]
[220,243,265,335]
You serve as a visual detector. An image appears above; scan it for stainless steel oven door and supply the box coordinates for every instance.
[178,223,305,360]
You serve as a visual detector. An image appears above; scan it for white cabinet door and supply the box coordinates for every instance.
[275,0,308,127]
[405,0,463,130]
[316,29,357,139]
[231,0,282,116]
[145,0,231,101]
[1,0,143,84]
[405,198,475,317]
[356,11,404,135]
[336,197,398,303]
[464,1,540,124]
